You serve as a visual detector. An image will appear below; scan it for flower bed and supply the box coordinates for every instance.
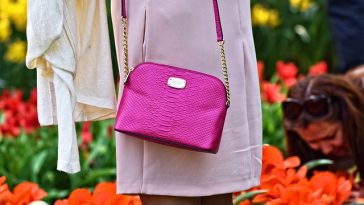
[0,88,38,137]
[233,146,358,205]
[1,60,354,204]
[2,145,363,204]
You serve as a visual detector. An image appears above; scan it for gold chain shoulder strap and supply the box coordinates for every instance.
[218,41,231,107]
[122,17,130,83]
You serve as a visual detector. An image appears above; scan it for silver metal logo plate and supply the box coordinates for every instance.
[168,77,186,89]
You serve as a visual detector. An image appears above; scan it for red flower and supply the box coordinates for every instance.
[309,61,328,76]
[262,82,286,104]
[107,125,114,138]
[276,61,298,87]
[29,88,37,104]
[276,61,299,79]
[257,61,265,83]
[0,89,39,137]
[81,122,93,146]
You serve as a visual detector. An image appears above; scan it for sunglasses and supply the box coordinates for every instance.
[282,95,332,120]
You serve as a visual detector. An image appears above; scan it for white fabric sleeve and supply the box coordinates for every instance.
[26,0,116,174]
[52,67,80,173]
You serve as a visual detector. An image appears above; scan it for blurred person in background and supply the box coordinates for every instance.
[327,0,364,73]
[282,73,364,182]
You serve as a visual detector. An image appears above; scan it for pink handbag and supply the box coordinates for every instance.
[114,0,231,153]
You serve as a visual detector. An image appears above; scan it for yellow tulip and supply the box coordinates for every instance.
[268,10,280,28]
[290,0,313,12]
[252,4,270,26]
[1,0,27,31]
[252,4,280,28]
[0,14,11,42]
[4,39,27,64]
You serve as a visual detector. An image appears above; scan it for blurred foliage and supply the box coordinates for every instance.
[251,0,336,77]
[0,0,33,92]
[0,120,116,203]
[0,0,336,92]
[0,0,119,94]
[262,102,285,151]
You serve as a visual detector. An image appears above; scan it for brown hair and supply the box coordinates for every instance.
[285,74,364,179]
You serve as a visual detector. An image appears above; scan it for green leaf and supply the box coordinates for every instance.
[46,189,70,199]
[233,190,268,205]
[32,150,48,176]
[78,168,116,187]
[304,159,334,170]
[0,112,5,124]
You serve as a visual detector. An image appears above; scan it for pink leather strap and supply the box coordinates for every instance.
[121,0,224,42]
[121,0,126,18]
[212,0,224,42]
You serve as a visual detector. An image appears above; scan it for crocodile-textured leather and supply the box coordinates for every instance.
[114,62,228,153]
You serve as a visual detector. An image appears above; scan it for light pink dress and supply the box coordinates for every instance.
[111,0,262,196]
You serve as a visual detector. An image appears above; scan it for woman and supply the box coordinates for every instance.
[283,73,364,179]
[111,0,262,204]
[26,0,261,204]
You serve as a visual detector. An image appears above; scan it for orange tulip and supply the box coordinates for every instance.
[68,189,92,205]
[92,182,116,204]
[0,177,47,205]
[335,177,352,205]
[239,199,252,205]
[57,182,142,205]
[283,157,300,169]
[0,176,8,193]
[54,199,69,205]
[249,146,353,205]
[11,181,47,204]
[262,145,284,166]
[0,176,11,204]
[310,172,338,196]
[310,172,352,205]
